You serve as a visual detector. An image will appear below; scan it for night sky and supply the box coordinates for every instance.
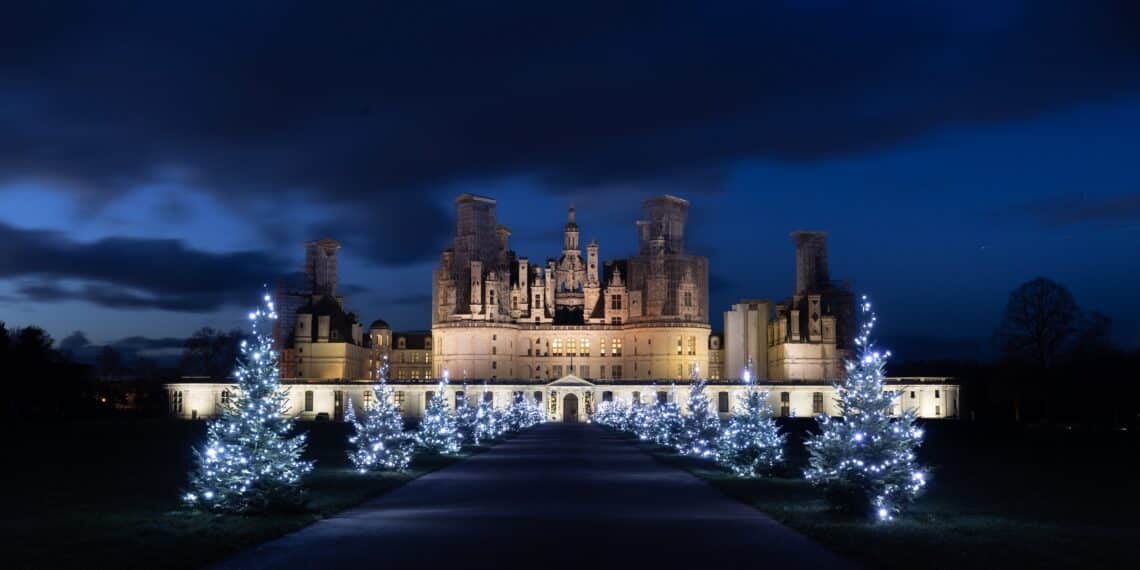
[3,2,1139,363]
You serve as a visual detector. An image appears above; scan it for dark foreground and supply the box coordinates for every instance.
[215,423,850,570]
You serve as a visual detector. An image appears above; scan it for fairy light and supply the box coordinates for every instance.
[347,355,413,472]
[184,289,313,513]
[714,361,785,477]
[415,369,461,455]
[804,295,928,521]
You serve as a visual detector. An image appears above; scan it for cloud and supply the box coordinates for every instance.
[2,2,1139,265]
[0,222,288,312]
[1020,192,1140,227]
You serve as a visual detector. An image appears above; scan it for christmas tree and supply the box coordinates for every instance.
[184,292,313,513]
[474,384,501,442]
[526,393,546,426]
[454,383,480,444]
[652,385,683,448]
[715,365,785,477]
[504,392,530,431]
[416,370,461,455]
[347,356,413,472]
[677,370,720,458]
[804,296,927,521]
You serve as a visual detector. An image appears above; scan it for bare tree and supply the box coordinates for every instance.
[179,327,243,379]
[995,277,1081,369]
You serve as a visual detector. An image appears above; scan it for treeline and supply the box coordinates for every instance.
[894,277,1139,428]
[0,323,244,419]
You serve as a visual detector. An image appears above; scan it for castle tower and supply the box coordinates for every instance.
[791,231,829,295]
[304,238,341,296]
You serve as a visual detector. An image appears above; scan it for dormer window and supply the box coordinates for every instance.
[398,337,407,349]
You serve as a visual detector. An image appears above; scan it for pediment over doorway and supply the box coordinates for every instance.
[546,374,594,387]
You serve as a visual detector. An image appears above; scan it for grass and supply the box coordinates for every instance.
[628,420,1139,569]
[3,418,487,569]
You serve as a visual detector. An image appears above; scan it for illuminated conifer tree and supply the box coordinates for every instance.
[804,296,927,521]
[348,356,413,472]
[416,370,461,455]
[677,369,721,458]
[474,384,501,442]
[715,365,785,476]
[653,384,683,447]
[184,292,313,513]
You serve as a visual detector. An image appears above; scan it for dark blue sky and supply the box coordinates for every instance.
[2,1,1139,361]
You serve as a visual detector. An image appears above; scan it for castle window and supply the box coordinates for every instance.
[492,361,497,369]
[394,391,404,410]
[676,363,683,378]
[552,338,563,356]
[602,391,613,402]
[534,391,543,405]
[935,390,941,398]
[718,392,729,413]
[220,389,230,406]
[812,392,824,414]
[425,338,432,349]
[492,346,497,355]
[398,337,406,349]
[330,330,339,340]
[780,392,790,417]
[492,334,497,341]
[611,317,621,325]
[513,296,518,309]
[612,365,622,379]
[170,391,183,414]
[910,391,916,399]
[684,291,693,307]
[676,336,683,355]
[567,338,577,356]
[935,405,941,416]
[657,391,668,404]
[687,336,696,356]
[631,390,639,404]
[580,338,590,356]
[484,391,493,403]
[411,370,421,380]
[611,339,622,356]
[579,365,590,378]
[455,391,465,408]
[600,365,606,378]
[304,391,314,412]
[599,339,607,356]
[363,389,372,409]
[553,365,563,377]
[611,295,622,310]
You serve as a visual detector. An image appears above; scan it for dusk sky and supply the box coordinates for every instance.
[3,1,1139,362]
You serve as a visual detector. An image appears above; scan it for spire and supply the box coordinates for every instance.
[567,205,577,228]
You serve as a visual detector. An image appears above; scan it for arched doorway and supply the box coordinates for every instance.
[563,393,579,423]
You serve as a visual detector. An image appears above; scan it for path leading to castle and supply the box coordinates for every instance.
[214,423,853,570]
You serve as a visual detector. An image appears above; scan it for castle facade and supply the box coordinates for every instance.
[166,194,958,423]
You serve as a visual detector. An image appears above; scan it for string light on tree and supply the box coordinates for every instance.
[347,356,413,472]
[804,296,927,521]
[677,366,720,458]
[715,362,786,477]
[183,291,313,513]
[416,369,461,455]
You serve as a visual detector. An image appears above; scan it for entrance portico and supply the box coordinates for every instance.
[545,375,595,423]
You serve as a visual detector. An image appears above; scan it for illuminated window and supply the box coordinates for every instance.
[363,389,372,409]
[394,391,405,410]
[611,338,622,356]
[566,338,577,356]
[676,336,683,355]
[552,338,563,356]
[580,338,590,356]
[687,336,696,356]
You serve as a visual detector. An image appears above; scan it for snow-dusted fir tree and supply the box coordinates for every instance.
[677,369,721,458]
[347,357,413,472]
[804,296,927,521]
[474,384,501,443]
[184,292,313,513]
[505,392,531,431]
[416,370,461,455]
[715,364,785,477]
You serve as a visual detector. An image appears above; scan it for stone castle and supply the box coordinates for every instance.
[166,193,957,423]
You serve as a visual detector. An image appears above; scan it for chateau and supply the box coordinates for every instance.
[167,194,958,423]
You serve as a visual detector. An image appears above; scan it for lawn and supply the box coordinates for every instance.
[632,420,1139,569]
[3,418,484,569]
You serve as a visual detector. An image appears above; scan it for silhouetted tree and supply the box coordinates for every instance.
[180,327,243,379]
[994,277,1081,369]
[96,346,123,380]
